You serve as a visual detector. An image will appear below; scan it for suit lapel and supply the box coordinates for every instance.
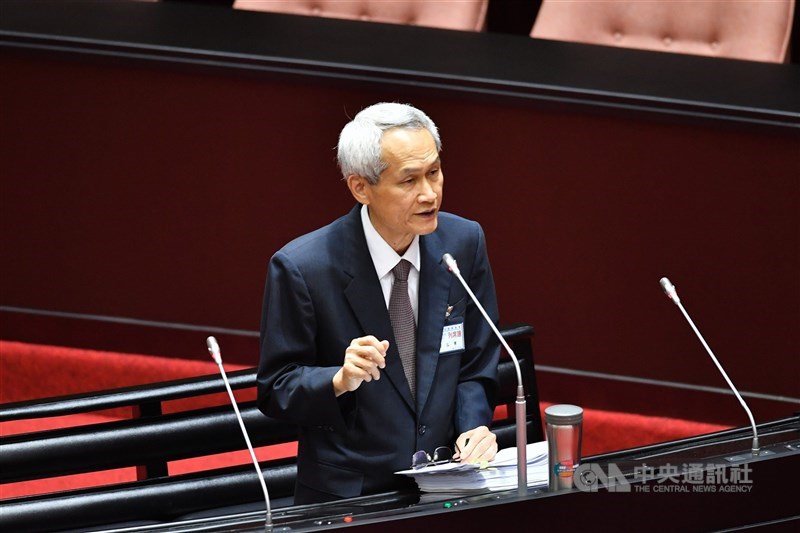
[415,232,451,412]
[341,206,415,411]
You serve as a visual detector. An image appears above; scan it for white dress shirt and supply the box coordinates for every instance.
[360,204,420,323]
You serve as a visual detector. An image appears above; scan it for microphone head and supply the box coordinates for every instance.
[442,253,460,274]
[207,336,222,364]
[659,277,680,304]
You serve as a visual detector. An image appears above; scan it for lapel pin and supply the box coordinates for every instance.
[445,305,453,318]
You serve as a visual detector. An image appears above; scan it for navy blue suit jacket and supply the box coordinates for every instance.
[257,205,500,504]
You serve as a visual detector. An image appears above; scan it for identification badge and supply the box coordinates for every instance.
[440,323,465,353]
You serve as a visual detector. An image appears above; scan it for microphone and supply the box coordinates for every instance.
[207,336,274,531]
[442,253,528,495]
[658,278,760,456]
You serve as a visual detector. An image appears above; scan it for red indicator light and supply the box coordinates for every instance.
[343,516,353,523]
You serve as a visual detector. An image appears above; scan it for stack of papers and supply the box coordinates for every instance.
[395,441,549,493]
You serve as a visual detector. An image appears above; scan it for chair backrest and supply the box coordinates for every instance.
[233,0,489,31]
[531,0,795,63]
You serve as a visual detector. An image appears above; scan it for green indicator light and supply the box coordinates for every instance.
[443,502,453,509]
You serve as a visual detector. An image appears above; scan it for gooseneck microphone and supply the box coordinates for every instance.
[207,336,273,531]
[658,278,760,456]
[442,253,528,495]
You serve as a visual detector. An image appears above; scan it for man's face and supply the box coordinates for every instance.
[352,127,443,254]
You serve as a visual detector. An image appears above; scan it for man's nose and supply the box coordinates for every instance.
[418,178,437,202]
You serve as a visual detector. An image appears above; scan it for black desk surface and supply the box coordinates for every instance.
[74,416,800,532]
[1,0,798,128]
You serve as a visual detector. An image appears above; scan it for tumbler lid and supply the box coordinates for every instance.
[544,404,583,425]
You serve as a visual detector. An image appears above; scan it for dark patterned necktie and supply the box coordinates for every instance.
[389,259,416,399]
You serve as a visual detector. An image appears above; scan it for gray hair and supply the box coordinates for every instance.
[337,102,441,184]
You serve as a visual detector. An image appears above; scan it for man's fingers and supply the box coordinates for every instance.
[344,352,380,380]
[453,431,474,461]
[456,427,497,463]
[350,336,388,369]
[346,348,385,374]
[336,336,391,396]
[352,335,388,352]
[466,438,497,463]
[334,336,390,395]
[345,335,391,381]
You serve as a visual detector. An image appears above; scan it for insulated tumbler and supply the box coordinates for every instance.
[545,404,584,491]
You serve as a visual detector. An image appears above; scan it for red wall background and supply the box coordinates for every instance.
[1,50,798,424]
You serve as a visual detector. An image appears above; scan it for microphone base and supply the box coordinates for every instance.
[515,392,527,494]
[724,449,774,462]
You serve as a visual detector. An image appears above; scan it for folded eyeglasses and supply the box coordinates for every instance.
[411,446,454,469]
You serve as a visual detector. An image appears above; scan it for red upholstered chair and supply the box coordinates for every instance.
[531,0,795,63]
[233,0,489,31]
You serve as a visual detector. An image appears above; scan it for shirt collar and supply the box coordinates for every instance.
[360,204,420,278]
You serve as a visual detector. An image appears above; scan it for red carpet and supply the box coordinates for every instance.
[0,340,731,500]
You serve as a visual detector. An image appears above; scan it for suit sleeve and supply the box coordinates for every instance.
[454,223,501,434]
[256,250,348,431]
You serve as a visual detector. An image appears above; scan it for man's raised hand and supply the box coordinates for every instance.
[332,336,389,396]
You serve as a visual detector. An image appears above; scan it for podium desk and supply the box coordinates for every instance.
[94,416,799,533]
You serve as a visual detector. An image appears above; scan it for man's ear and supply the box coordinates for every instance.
[347,175,370,205]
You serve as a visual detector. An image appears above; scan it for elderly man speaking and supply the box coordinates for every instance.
[257,102,501,504]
